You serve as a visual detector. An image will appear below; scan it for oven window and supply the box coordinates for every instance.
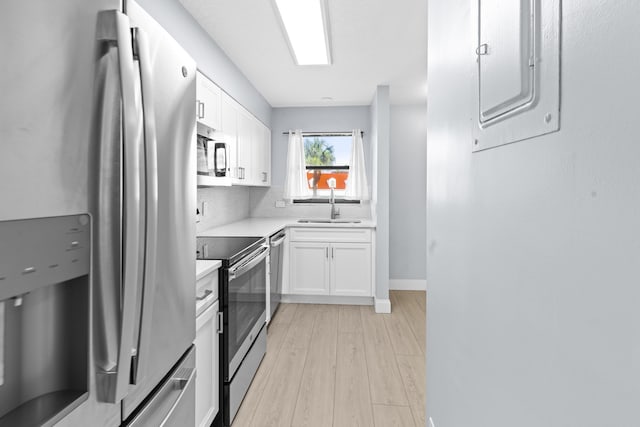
[227,257,266,371]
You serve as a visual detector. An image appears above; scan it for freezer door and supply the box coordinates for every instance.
[125,346,196,427]
[121,1,197,420]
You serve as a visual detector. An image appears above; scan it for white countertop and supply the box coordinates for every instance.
[196,259,222,280]
[198,217,376,238]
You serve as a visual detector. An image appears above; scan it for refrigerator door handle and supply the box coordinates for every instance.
[95,10,143,403]
[129,26,159,386]
[126,347,197,427]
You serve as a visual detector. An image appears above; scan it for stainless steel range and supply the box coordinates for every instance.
[196,236,268,427]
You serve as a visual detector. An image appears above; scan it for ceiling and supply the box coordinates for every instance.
[177,0,427,107]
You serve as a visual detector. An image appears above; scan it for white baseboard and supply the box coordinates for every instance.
[389,279,427,291]
[281,294,374,306]
[374,298,391,313]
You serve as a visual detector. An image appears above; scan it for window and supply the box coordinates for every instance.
[297,132,356,202]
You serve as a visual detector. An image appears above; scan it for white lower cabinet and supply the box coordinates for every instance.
[289,242,330,294]
[195,300,219,427]
[289,228,373,297]
[331,243,371,296]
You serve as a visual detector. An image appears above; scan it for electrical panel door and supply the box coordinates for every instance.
[472,0,561,151]
[479,0,534,123]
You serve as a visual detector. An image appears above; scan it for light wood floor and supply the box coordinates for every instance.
[231,290,426,427]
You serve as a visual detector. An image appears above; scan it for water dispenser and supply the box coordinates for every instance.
[0,215,90,426]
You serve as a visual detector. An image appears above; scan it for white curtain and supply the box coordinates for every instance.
[345,129,369,200]
[283,130,312,201]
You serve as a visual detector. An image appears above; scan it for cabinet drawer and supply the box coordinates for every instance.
[196,271,219,317]
[289,227,371,243]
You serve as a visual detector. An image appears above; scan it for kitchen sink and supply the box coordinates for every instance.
[297,218,362,224]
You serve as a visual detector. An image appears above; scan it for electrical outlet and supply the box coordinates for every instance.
[275,200,286,208]
[429,417,435,427]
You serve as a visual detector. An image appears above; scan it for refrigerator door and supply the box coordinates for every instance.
[121,1,197,420]
[1,1,123,427]
[0,0,119,221]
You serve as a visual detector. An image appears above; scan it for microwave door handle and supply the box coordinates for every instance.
[229,246,269,280]
[129,26,159,386]
[95,10,142,403]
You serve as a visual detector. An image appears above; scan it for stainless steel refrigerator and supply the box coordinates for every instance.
[0,0,197,425]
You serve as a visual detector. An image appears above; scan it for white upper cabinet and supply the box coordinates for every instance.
[196,72,271,187]
[258,123,271,186]
[236,108,253,184]
[196,72,221,131]
[472,0,560,151]
[220,92,238,180]
[249,121,271,186]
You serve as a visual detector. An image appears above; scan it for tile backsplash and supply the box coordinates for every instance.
[249,186,372,219]
[196,186,251,233]
[196,185,372,234]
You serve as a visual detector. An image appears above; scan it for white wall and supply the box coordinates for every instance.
[136,0,271,125]
[370,86,390,307]
[426,1,640,426]
[250,106,371,219]
[390,104,427,283]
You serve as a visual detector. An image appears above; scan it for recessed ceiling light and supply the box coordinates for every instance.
[273,0,332,66]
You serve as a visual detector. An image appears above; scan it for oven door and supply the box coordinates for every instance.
[224,244,268,381]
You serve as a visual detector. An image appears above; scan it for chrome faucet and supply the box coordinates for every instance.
[328,178,339,220]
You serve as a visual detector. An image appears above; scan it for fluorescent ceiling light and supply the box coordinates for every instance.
[273,0,331,65]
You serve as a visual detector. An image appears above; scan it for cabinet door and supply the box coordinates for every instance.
[235,109,253,184]
[196,72,221,130]
[220,93,238,180]
[331,243,372,296]
[194,300,220,427]
[289,242,330,295]
[258,123,271,186]
[250,121,265,185]
[249,119,271,186]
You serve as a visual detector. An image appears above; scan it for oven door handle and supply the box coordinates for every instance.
[228,245,269,281]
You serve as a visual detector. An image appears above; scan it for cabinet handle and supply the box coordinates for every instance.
[331,247,334,258]
[195,100,200,118]
[325,247,329,259]
[262,172,268,182]
[476,43,488,56]
[196,289,212,301]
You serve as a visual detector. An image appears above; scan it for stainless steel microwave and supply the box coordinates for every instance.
[197,135,227,177]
